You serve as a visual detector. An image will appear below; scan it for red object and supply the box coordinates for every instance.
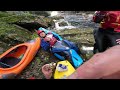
[37,30,44,35]
[93,11,120,32]
[44,33,57,47]
[101,11,120,32]
[49,37,57,47]
[93,11,108,23]
[28,77,35,79]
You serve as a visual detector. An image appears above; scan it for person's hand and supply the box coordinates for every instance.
[116,39,120,44]
[42,64,53,79]
[44,37,51,41]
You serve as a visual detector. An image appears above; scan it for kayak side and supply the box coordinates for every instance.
[0,37,41,78]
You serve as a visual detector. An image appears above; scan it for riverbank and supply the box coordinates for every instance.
[0,11,95,79]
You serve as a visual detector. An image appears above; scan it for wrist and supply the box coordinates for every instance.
[66,71,79,79]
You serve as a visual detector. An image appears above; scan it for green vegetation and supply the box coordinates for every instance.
[0,11,95,79]
[55,28,95,46]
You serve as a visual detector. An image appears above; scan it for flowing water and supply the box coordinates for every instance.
[50,11,96,53]
[51,11,98,30]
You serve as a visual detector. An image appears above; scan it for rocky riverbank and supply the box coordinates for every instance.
[0,11,95,79]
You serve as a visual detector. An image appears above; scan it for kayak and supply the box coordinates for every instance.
[0,37,41,79]
[54,60,75,79]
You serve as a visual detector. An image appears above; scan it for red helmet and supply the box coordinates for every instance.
[93,11,108,23]
[37,30,44,35]
[94,11,108,16]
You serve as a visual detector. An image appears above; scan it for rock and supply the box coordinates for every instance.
[0,22,32,54]
[29,11,50,17]
[13,21,48,31]
[0,47,3,54]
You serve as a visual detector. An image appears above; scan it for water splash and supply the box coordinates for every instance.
[50,11,58,17]
[82,46,93,51]
[53,19,76,30]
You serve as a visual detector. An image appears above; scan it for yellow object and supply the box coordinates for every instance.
[54,60,75,79]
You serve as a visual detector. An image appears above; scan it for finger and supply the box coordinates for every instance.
[117,41,120,44]
[48,69,53,73]
[42,64,50,69]
[42,65,47,71]
[118,42,120,44]
[42,65,49,71]
[116,39,120,41]
[45,65,52,71]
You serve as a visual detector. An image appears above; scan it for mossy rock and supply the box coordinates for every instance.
[59,21,68,26]
[55,28,95,45]
[0,12,35,23]
[51,16,64,20]
[0,21,32,53]
[29,11,50,17]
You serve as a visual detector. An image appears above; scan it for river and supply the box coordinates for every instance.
[49,11,96,54]
[49,11,99,30]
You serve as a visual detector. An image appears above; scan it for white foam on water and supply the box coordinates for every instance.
[53,19,76,30]
[50,11,58,17]
[82,46,94,51]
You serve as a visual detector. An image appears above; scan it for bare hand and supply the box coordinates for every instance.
[42,64,53,79]
[44,37,51,41]
[116,39,120,44]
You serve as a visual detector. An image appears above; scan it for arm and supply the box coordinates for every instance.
[67,45,120,79]
[51,32,63,41]
[66,52,111,79]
